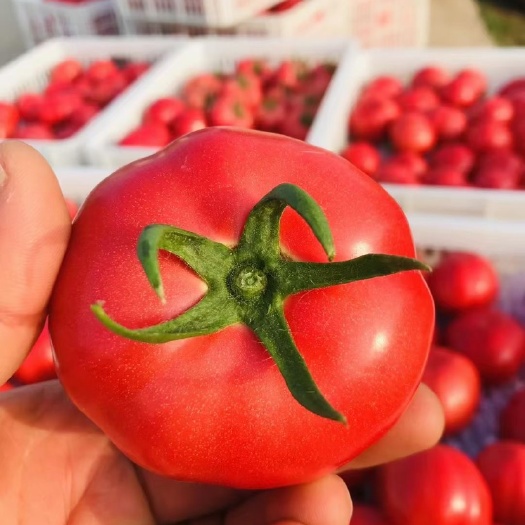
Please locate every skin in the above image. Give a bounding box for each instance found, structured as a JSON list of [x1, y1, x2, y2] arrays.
[[0, 140, 444, 524]]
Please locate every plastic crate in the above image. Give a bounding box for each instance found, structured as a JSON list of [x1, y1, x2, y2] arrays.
[[113, 0, 281, 28], [0, 36, 187, 167], [12, 0, 119, 48], [84, 36, 355, 169], [234, 0, 350, 37], [347, 0, 430, 47], [308, 47, 525, 222]]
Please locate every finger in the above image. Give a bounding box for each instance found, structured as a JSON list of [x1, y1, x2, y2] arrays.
[[137, 470, 248, 523], [342, 383, 444, 470], [225, 474, 352, 525], [0, 141, 70, 383]]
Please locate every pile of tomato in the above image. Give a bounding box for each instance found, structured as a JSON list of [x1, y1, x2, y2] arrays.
[[345, 250, 525, 524], [0, 57, 149, 141], [119, 58, 335, 146], [342, 66, 525, 190]]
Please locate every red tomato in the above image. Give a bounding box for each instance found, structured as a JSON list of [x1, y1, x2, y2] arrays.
[[50, 58, 83, 84], [422, 166, 468, 187], [122, 61, 150, 83], [469, 97, 514, 123], [143, 97, 185, 126], [170, 108, 207, 139], [255, 94, 287, 132], [477, 442, 525, 525], [389, 113, 436, 153], [499, 388, 525, 442], [446, 308, 525, 385], [13, 122, 54, 140], [396, 86, 440, 113], [85, 59, 119, 82], [278, 103, 315, 140], [270, 60, 307, 90], [427, 252, 499, 312], [86, 72, 127, 106], [411, 66, 450, 90], [235, 58, 272, 80], [221, 72, 263, 111], [375, 161, 420, 185], [429, 143, 475, 174], [387, 152, 427, 179], [182, 73, 223, 110], [428, 105, 467, 142], [40, 91, 83, 124], [351, 505, 390, 524], [16, 93, 44, 121], [378, 445, 492, 525], [119, 123, 171, 147], [361, 76, 403, 101], [341, 142, 381, 177], [14, 322, 56, 384], [441, 69, 486, 108], [422, 346, 481, 435], [473, 166, 521, 190], [49, 128, 434, 489], [349, 98, 400, 142], [208, 95, 254, 129], [0, 102, 19, 138], [466, 121, 513, 153]]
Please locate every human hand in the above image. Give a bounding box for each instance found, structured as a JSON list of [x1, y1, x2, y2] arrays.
[[0, 141, 444, 524]]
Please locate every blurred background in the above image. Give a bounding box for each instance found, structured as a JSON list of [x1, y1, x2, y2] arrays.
[[2, 0, 525, 66]]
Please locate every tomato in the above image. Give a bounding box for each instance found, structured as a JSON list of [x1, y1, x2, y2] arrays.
[[387, 152, 427, 179], [469, 97, 514, 123], [13, 122, 54, 140], [170, 108, 207, 139], [349, 98, 400, 142], [208, 95, 254, 129], [16, 93, 44, 121], [441, 69, 486, 108], [427, 252, 499, 312], [50, 58, 83, 85], [49, 128, 434, 489], [465, 121, 513, 153], [396, 86, 440, 113], [499, 387, 525, 442], [389, 112, 436, 153], [0, 102, 19, 138], [341, 142, 381, 177], [429, 143, 475, 174], [378, 445, 492, 525], [182, 73, 223, 110], [477, 442, 525, 525], [446, 308, 525, 385], [143, 97, 185, 127], [376, 161, 420, 185], [422, 166, 468, 186], [255, 93, 287, 132], [428, 105, 467, 142], [119, 123, 171, 147], [351, 505, 390, 524], [361, 76, 403, 101], [14, 322, 56, 384], [422, 346, 481, 435], [473, 166, 521, 190], [411, 66, 450, 90]]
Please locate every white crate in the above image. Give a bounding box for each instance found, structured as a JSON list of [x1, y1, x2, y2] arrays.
[[407, 212, 525, 275], [348, 0, 430, 47], [84, 36, 355, 169], [12, 0, 119, 48], [56, 166, 111, 202], [114, 0, 281, 28], [308, 47, 525, 222], [235, 0, 350, 37], [0, 36, 187, 167]]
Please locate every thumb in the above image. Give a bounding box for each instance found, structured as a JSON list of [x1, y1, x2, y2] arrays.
[[0, 141, 70, 384]]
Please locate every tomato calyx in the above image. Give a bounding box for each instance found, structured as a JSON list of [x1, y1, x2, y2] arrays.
[[92, 183, 429, 424]]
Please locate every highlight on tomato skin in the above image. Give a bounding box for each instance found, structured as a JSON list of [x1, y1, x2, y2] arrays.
[[49, 127, 434, 489]]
